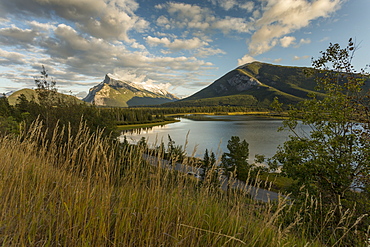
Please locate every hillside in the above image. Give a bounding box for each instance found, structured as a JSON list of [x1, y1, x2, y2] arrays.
[[166, 62, 329, 108], [7, 88, 85, 106], [83, 74, 179, 107]]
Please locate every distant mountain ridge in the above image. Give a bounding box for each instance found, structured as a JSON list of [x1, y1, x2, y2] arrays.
[[83, 74, 178, 107], [165, 61, 331, 108], [7, 88, 84, 106]]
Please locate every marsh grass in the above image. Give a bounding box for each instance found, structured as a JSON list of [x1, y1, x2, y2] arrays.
[[0, 121, 366, 246]]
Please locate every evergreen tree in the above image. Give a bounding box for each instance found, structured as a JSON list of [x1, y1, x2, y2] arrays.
[[221, 136, 251, 181]]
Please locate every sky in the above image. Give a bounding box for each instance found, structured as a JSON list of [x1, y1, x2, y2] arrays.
[[0, 0, 369, 98]]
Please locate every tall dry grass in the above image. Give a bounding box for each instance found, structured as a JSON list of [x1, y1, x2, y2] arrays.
[[0, 120, 365, 246]]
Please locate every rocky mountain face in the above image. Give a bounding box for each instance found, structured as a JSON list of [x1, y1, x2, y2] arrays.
[[166, 61, 325, 108], [83, 74, 178, 107]]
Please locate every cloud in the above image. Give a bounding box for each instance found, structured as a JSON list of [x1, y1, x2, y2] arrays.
[[168, 38, 207, 51], [280, 36, 296, 48], [145, 36, 208, 51], [320, 36, 330, 42], [209, 0, 237, 11], [0, 20, 214, 93], [213, 17, 252, 34], [195, 47, 226, 57], [145, 35, 225, 57], [293, 55, 310, 60], [298, 38, 311, 46], [131, 42, 146, 50], [27, 21, 57, 31], [0, 0, 149, 42], [239, 2, 255, 12], [156, 2, 252, 34], [145, 36, 171, 46], [113, 69, 172, 91], [0, 26, 39, 47], [208, 0, 255, 12], [0, 48, 26, 65], [248, 0, 342, 56], [237, 54, 255, 66]]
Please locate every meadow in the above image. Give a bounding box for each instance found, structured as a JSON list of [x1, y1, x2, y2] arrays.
[[0, 119, 367, 246]]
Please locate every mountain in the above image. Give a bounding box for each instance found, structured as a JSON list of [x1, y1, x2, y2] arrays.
[[165, 61, 329, 108], [7, 88, 84, 106], [83, 74, 178, 107]]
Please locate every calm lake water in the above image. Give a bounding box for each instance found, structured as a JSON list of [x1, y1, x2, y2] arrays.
[[120, 115, 310, 162]]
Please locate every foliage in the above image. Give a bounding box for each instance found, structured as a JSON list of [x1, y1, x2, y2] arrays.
[[273, 39, 370, 244], [200, 149, 219, 186], [167, 134, 185, 162], [0, 121, 323, 246], [221, 136, 252, 181], [34, 65, 57, 105], [0, 96, 19, 135]]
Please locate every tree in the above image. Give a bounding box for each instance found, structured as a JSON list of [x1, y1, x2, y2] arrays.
[[34, 65, 57, 105], [0, 95, 12, 117], [273, 39, 370, 243], [167, 135, 185, 162], [32, 65, 59, 130], [221, 136, 251, 181], [201, 149, 210, 177], [201, 149, 216, 177], [137, 137, 147, 149]]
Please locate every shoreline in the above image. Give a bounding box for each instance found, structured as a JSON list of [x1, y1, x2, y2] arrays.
[[117, 111, 288, 130], [116, 119, 180, 131]]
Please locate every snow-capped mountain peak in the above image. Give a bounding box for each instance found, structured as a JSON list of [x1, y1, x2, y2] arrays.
[[83, 74, 178, 107]]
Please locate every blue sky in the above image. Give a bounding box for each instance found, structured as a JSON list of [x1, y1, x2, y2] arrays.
[[0, 0, 369, 98]]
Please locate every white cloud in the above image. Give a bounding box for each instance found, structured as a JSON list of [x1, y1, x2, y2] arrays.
[[145, 36, 208, 51], [280, 36, 296, 48], [320, 37, 330, 42], [145, 36, 171, 46], [131, 42, 146, 50], [299, 38, 311, 45], [240, 2, 255, 12], [211, 0, 238, 11], [0, 26, 39, 46], [253, 9, 261, 19], [248, 0, 342, 56], [209, 0, 255, 12], [113, 69, 173, 91], [293, 55, 310, 60], [157, 2, 251, 34], [238, 54, 255, 66], [0, 48, 26, 65], [213, 17, 252, 34], [168, 37, 207, 51], [195, 47, 226, 57], [0, 0, 149, 42], [27, 21, 56, 31]]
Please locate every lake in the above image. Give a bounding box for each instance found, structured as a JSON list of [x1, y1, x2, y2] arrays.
[[120, 115, 310, 162]]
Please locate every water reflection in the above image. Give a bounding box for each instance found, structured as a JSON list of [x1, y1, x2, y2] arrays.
[[120, 115, 310, 161]]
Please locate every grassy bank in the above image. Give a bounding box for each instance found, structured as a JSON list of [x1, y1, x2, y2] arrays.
[[117, 111, 287, 130], [0, 121, 327, 246], [165, 111, 272, 117], [117, 119, 180, 131]]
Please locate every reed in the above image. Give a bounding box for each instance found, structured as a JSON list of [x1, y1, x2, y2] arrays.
[[0, 120, 365, 246]]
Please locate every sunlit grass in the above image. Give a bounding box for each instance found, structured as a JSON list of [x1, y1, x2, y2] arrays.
[[116, 119, 180, 131], [0, 121, 365, 246]]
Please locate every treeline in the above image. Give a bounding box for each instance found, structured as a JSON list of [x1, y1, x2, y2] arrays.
[[159, 95, 274, 110], [0, 96, 172, 137], [0, 91, 270, 139]]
